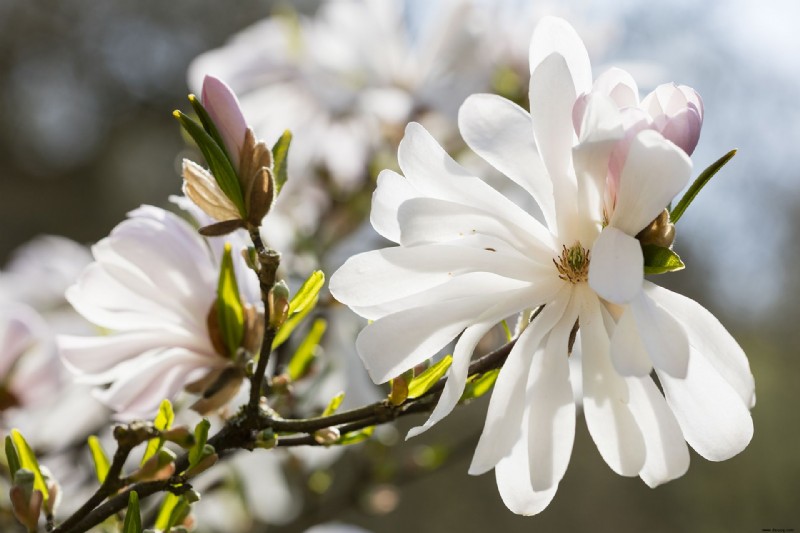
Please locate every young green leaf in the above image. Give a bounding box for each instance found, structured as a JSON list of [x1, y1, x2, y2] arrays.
[[287, 318, 327, 381], [174, 110, 246, 217], [273, 296, 316, 349], [10, 429, 49, 504], [189, 419, 211, 470], [272, 130, 292, 195], [337, 426, 374, 446], [87, 436, 111, 484], [321, 392, 345, 417], [5, 436, 21, 478], [461, 369, 501, 401], [642, 244, 685, 275], [188, 95, 233, 167], [670, 149, 736, 224], [154, 493, 181, 531], [141, 399, 175, 465], [289, 271, 325, 316], [217, 243, 245, 358], [122, 491, 142, 533], [408, 355, 453, 399]]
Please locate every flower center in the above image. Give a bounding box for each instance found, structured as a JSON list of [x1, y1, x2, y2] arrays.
[[554, 242, 590, 284]]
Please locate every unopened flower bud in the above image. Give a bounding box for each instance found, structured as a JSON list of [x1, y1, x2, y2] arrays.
[[40, 466, 61, 516], [268, 281, 290, 330], [270, 373, 291, 394], [313, 427, 341, 446], [636, 208, 675, 249], [10, 470, 42, 531], [185, 489, 202, 504], [388, 369, 413, 406], [185, 450, 218, 478], [162, 426, 195, 449], [133, 448, 177, 482]]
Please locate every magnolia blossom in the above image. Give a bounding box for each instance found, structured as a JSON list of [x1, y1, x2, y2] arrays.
[[58, 205, 261, 419], [331, 17, 754, 514]]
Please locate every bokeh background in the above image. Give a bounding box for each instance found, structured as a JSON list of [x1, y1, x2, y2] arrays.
[[1, 0, 798, 531]]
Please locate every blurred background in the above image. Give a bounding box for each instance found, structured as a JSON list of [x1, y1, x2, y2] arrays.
[[1, 0, 798, 531]]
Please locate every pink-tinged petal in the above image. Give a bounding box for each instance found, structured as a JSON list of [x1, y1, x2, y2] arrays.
[[0, 303, 45, 376], [588, 226, 643, 305], [529, 53, 580, 241], [529, 17, 592, 98], [527, 300, 578, 491], [201, 75, 248, 169], [580, 289, 646, 476], [330, 242, 544, 311], [609, 129, 692, 235], [406, 321, 497, 439], [469, 287, 571, 475], [593, 67, 640, 109], [628, 291, 690, 378], [397, 197, 552, 260], [58, 332, 209, 383], [627, 377, 690, 488], [397, 123, 552, 247], [96, 348, 218, 419], [370, 169, 419, 243], [645, 283, 755, 407], [609, 303, 652, 377], [494, 434, 558, 516], [657, 350, 753, 462], [458, 93, 556, 230]]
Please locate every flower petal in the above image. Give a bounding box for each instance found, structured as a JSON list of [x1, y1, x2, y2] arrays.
[[458, 93, 555, 230], [529, 16, 592, 98], [609, 129, 692, 235], [588, 226, 643, 305], [657, 350, 753, 462], [628, 290, 690, 378], [201, 75, 248, 169], [469, 287, 571, 475], [494, 431, 558, 516], [627, 377, 690, 488], [646, 283, 754, 407], [527, 301, 577, 491], [609, 302, 652, 377], [529, 53, 579, 241], [370, 169, 419, 243], [592, 67, 639, 108], [580, 288, 646, 476], [397, 122, 551, 246]]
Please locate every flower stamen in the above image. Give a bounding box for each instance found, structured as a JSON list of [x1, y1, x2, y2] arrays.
[[553, 242, 590, 284]]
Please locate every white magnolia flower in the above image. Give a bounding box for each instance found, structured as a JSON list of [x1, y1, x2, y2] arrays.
[[58, 205, 261, 419], [331, 17, 754, 514]]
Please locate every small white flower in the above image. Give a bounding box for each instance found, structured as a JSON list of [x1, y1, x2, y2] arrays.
[[58, 205, 261, 419], [331, 17, 754, 515]]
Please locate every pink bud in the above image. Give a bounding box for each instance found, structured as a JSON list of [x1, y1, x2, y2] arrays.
[[641, 83, 704, 155], [201, 75, 248, 170]]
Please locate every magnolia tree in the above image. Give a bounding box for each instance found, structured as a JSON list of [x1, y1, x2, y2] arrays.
[[0, 12, 754, 533]]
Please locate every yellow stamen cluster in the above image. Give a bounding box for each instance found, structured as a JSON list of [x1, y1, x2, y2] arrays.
[[554, 243, 590, 284]]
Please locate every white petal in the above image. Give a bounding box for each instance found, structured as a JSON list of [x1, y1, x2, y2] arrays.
[[458, 93, 555, 230], [529, 17, 592, 98], [628, 290, 690, 378], [609, 129, 692, 235], [609, 302, 652, 377], [469, 287, 571, 475], [658, 350, 753, 462], [529, 53, 579, 241], [580, 289, 646, 476], [406, 321, 495, 439], [495, 433, 558, 516], [592, 67, 640, 108], [397, 197, 551, 259], [397, 122, 552, 246], [330, 243, 543, 310], [526, 303, 577, 491], [370, 169, 419, 243], [645, 283, 754, 407], [588, 226, 643, 305], [627, 377, 690, 488]]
